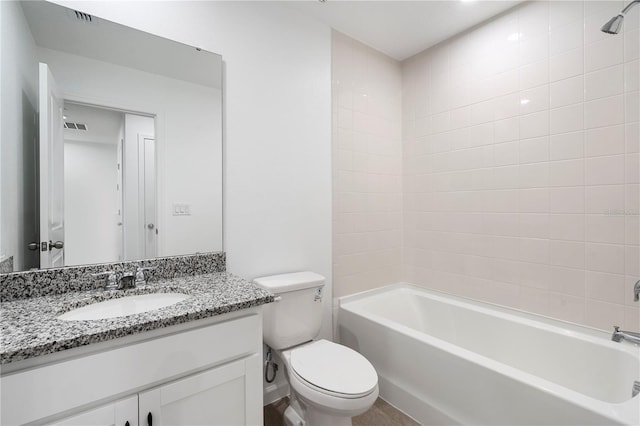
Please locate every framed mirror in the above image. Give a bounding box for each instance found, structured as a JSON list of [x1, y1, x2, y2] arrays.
[[1, 1, 223, 272]]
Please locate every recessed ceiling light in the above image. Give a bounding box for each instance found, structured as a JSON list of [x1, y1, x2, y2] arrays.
[[507, 32, 521, 42], [520, 99, 530, 105]]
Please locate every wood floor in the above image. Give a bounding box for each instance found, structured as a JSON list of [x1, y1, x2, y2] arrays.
[[264, 397, 419, 426]]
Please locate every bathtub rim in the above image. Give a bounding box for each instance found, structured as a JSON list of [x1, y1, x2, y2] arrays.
[[337, 283, 640, 425], [339, 282, 637, 350]]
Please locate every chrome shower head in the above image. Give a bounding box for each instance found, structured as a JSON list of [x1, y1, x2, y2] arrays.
[[601, 14, 624, 34], [601, 0, 640, 34]]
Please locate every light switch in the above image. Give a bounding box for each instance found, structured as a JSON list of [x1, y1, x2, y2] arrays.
[[172, 203, 192, 216]]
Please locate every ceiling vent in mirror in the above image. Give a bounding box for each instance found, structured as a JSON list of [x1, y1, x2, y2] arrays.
[[71, 10, 94, 23], [64, 122, 88, 131]]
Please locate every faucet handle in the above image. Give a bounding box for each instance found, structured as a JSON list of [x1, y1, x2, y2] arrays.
[[135, 266, 157, 286], [614, 325, 620, 333], [91, 271, 119, 290]]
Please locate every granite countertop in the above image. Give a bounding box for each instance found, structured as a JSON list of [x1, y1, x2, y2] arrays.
[[0, 272, 273, 365]]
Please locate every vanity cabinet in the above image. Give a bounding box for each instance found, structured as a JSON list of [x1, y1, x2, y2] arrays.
[[1, 310, 263, 426], [49, 396, 138, 426]]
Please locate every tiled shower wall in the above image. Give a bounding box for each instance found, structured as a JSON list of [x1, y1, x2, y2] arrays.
[[332, 31, 403, 298], [402, 1, 639, 330]]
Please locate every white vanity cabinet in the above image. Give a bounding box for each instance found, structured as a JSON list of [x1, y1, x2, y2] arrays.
[[1, 310, 263, 426], [49, 396, 138, 426]]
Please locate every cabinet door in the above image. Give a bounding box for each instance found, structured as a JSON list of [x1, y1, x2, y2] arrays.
[[139, 355, 261, 426], [49, 395, 138, 426]]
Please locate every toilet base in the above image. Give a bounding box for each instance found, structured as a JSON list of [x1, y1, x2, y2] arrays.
[[284, 395, 352, 426]]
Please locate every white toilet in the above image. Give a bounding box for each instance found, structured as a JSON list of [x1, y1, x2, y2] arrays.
[[254, 272, 379, 426]]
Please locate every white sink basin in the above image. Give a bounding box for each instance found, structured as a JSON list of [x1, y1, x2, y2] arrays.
[[59, 293, 190, 321]]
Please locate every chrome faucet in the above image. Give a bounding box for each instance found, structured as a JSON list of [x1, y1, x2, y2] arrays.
[[135, 266, 157, 286], [634, 279, 640, 302], [612, 326, 640, 345]]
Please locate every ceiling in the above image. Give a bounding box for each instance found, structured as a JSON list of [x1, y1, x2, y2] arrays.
[[21, 1, 222, 89], [288, 0, 524, 61], [63, 103, 124, 145]]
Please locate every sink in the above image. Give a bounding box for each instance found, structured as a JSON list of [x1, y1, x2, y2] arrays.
[[58, 293, 190, 321]]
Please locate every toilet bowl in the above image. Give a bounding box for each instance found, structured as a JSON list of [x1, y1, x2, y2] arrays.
[[253, 272, 378, 426], [280, 340, 379, 426]]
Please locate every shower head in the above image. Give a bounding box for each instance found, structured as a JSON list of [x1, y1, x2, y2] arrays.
[[601, 14, 624, 34], [601, 0, 639, 34]]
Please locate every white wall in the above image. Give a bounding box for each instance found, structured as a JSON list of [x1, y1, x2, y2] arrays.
[[403, 1, 639, 331], [52, 0, 332, 403], [0, 1, 39, 271], [54, 0, 333, 333], [37, 46, 223, 260], [64, 140, 119, 265]]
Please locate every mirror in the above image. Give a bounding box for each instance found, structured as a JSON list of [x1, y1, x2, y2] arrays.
[[0, 1, 223, 272]]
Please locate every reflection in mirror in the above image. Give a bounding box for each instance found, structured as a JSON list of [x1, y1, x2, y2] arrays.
[[1, 1, 223, 272], [63, 103, 156, 266]]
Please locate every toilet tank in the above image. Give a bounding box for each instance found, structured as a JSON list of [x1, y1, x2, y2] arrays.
[[254, 272, 325, 350]]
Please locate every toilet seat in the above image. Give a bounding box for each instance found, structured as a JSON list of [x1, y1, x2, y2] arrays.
[[289, 340, 378, 399]]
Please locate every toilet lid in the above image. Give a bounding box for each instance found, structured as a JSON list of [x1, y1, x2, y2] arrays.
[[290, 340, 378, 396]]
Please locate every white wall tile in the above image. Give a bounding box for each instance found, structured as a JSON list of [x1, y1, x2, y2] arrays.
[[550, 159, 584, 187], [519, 188, 549, 213], [586, 243, 625, 274], [584, 95, 625, 129], [550, 1, 584, 31], [584, 125, 625, 157], [587, 213, 625, 246], [550, 21, 584, 57], [520, 86, 550, 115], [519, 136, 549, 164], [585, 36, 624, 72], [495, 117, 520, 143], [585, 65, 624, 101], [520, 111, 550, 139], [550, 104, 584, 135], [626, 91, 639, 123], [585, 185, 625, 214], [520, 213, 550, 239], [399, 1, 638, 331], [550, 75, 584, 108], [550, 131, 584, 160], [551, 240, 585, 269], [520, 59, 549, 90], [585, 271, 626, 304], [549, 265, 585, 297], [625, 60, 639, 92], [550, 48, 584, 82], [550, 187, 584, 213], [549, 214, 584, 241], [585, 155, 625, 185], [520, 34, 550, 66], [625, 29, 640, 62]]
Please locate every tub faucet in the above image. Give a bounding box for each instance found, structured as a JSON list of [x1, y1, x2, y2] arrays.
[[612, 326, 640, 345]]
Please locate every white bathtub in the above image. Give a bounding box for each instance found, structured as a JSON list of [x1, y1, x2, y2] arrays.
[[338, 284, 640, 425]]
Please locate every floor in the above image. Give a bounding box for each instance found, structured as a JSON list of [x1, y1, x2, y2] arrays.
[[264, 396, 419, 426]]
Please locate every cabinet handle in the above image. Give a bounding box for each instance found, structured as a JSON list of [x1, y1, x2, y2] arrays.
[[147, 412, 152, 426]]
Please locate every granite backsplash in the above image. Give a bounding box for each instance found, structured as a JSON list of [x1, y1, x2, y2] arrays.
[[0, 252, 225, 302]]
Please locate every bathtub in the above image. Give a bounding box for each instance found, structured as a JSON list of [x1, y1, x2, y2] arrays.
[[338, 284, 640, 426]]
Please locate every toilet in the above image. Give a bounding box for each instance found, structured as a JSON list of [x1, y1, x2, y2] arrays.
[[254, 272, 379, 426]]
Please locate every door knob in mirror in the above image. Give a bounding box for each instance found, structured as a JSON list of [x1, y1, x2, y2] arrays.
[[48, 240, 64, 250]]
